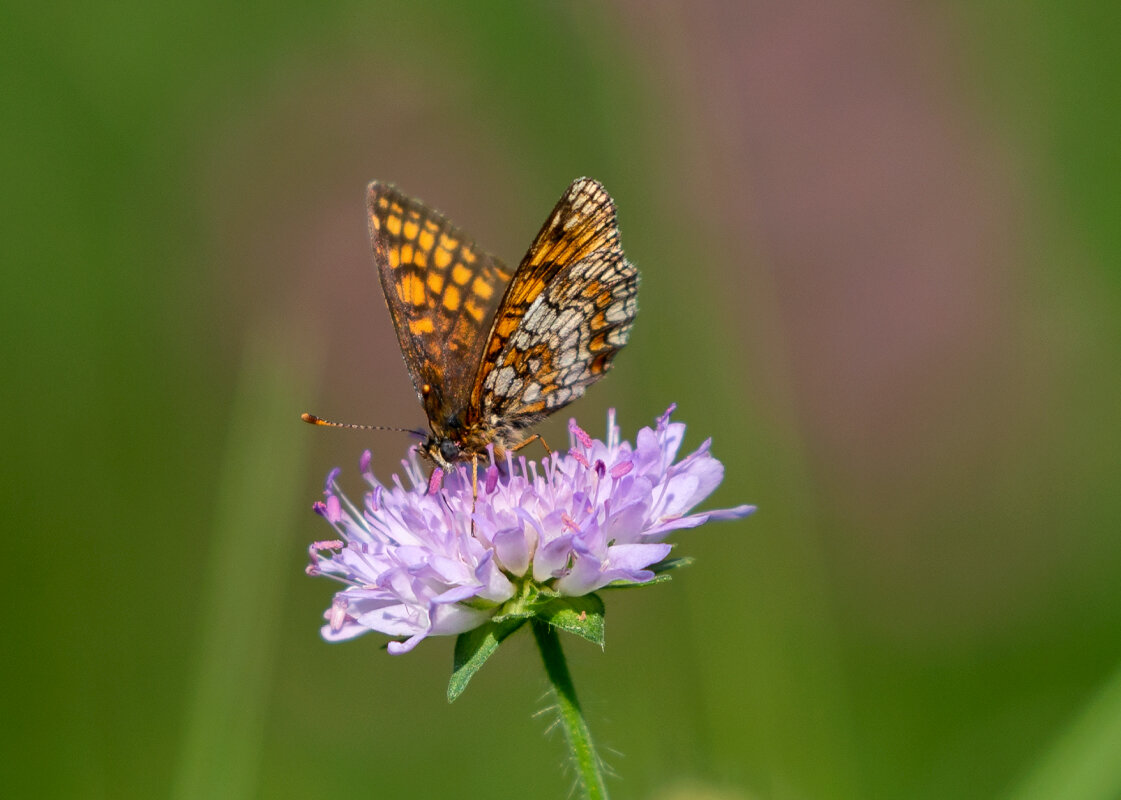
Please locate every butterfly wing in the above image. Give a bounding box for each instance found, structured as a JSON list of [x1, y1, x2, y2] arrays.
[[368, 182, 513, 425], [473, 178, 638, 427]]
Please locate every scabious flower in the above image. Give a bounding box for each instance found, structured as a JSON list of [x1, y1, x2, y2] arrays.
[[308, 406, 754, 654]]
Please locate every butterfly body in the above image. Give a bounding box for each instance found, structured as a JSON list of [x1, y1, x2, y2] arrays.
[[368, 178, 638, 470]]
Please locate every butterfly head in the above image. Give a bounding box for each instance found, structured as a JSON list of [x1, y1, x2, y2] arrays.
[[420, 434, 464, 471], [416, 382, 470, 469]]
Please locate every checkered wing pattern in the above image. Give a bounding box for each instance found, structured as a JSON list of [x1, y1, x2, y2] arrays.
[[368, 182, 513, 423], [474, 178, 639, 427]]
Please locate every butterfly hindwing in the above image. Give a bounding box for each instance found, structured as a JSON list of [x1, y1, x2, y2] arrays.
[[480, 247, 638, 426], [471, 178, 623, 411]]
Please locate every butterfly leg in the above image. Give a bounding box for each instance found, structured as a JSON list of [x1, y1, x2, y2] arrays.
[[510, 433, 552, 458]]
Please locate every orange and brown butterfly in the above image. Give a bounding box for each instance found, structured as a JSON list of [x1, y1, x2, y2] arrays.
[[319, 178, 639, 475]]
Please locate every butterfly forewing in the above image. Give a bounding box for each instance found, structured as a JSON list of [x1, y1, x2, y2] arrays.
[[368, 182, 513, 421]]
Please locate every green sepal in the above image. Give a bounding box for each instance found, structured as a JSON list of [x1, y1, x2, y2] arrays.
[[650, 556, 694, 574], [535, 593, 605, 648], [447, 617, 526, 703], [604, 573, 673, 589]]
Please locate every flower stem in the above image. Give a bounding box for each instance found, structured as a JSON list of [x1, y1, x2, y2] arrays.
[[531, 619, 608, 800]]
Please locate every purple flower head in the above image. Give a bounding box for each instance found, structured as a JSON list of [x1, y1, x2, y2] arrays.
[[308, 408, 754, 654]]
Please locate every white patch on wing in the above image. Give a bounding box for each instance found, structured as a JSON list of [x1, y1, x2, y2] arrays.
[[555, 309, 581, 337], [491, 366, 515, 396], [607, 327, 630, 346]]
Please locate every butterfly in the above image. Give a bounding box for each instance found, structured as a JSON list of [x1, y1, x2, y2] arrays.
[[363, 177, 639, 474]]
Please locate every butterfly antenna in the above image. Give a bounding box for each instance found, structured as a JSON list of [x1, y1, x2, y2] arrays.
[[301, 413, 426, 439]]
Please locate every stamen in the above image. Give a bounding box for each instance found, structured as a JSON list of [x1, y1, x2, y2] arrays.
[[306, 546, 323, 575], [568, 418, 593, 449], [610, 460, 633, 479], [334, 488, 366, 529], [403, 455, 425, 490], [328, 595, 350, 632], [306, 540, 345, 576]]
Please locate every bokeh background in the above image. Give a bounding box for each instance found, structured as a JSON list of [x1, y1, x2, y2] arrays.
[[4, 2, 1121, 798]]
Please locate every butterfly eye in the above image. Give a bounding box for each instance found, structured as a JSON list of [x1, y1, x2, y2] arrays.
[[439, 440, 461, 463]]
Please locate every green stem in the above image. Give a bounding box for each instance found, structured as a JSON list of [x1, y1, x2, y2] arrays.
[[531, 619, 608, 800]]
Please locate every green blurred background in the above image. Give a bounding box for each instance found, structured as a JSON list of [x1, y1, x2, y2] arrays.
[[4, 2, 1121, 798]]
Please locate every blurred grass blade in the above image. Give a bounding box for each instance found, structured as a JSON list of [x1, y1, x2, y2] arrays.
[[171, 322, 314, 800], [1006, 659, 1121, 800]]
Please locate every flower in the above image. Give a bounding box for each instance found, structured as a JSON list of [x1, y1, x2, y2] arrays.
[[307, 406, 754, 654]]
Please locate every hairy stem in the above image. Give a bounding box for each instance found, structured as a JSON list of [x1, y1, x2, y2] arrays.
[[532, 619, 608, 800]]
